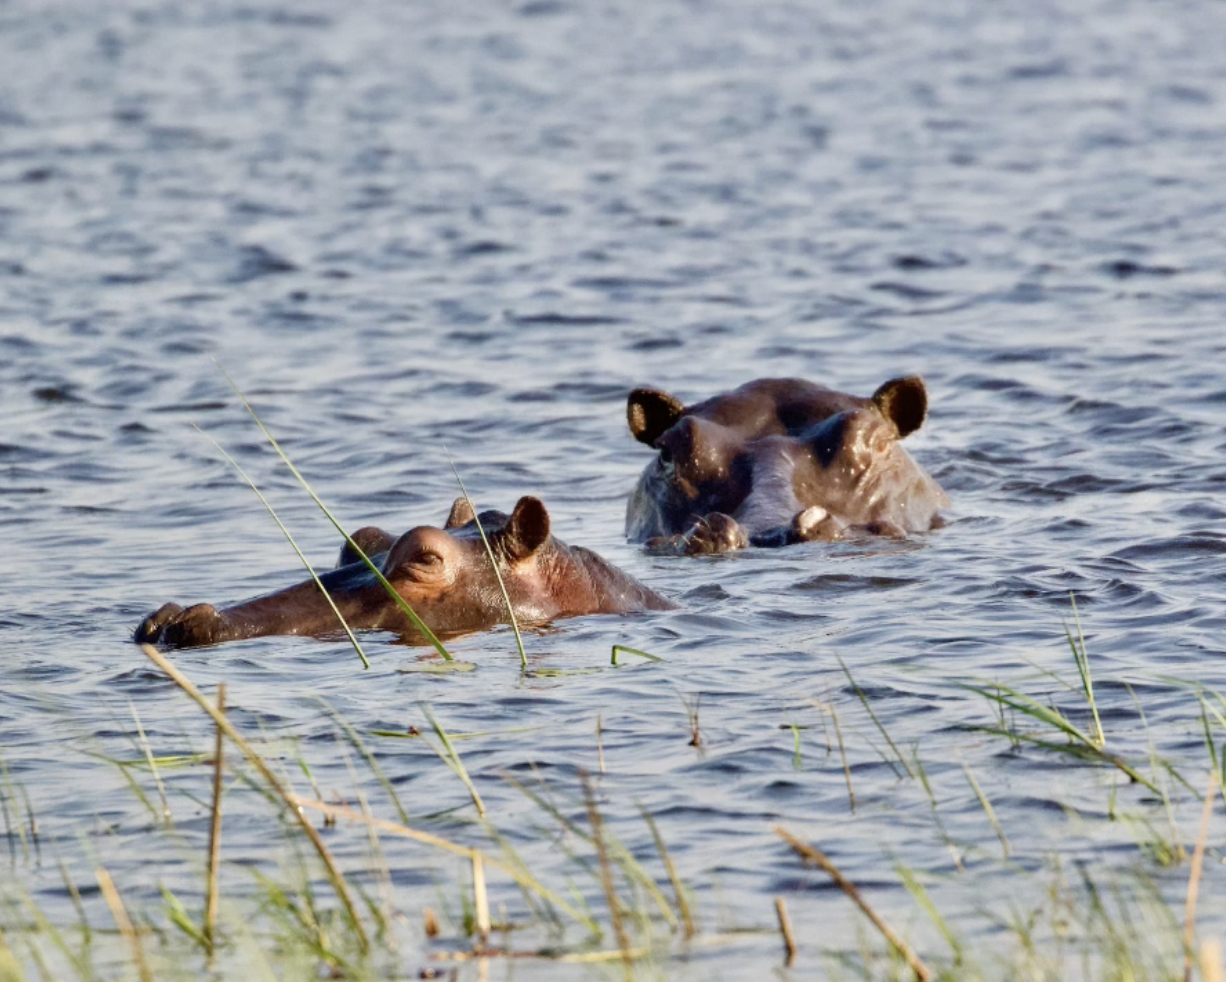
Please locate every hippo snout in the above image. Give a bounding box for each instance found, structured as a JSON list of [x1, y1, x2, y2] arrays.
[[135, 602, 225, 648]]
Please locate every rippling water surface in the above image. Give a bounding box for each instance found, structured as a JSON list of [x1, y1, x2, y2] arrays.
[[4, 0, 1226, 977]]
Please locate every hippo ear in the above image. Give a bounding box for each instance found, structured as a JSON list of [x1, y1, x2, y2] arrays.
[[500, 496, 551, 561], [628, 388, 686, 446], [444, 497, 476, 529], [871, 376, 928, 439]]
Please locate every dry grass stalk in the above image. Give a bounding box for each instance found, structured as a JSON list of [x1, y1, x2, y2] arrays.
[[204, 683, 225, 952], [775, 826, 931, 982], [1201, 940, 1226, 982], [1184, 769, 1220, 982], [683, 694, 702, 748], [641, 807, 694, 939], [827, 703, 855, 812], [423, 907, 440, 938], [95, 866, 153, 982], [582, 771, 633, 976], [138, 643, 369, 952], [472, 851, 491, 944], [774, 896, 797, 965], [597, 714, 606, 775]]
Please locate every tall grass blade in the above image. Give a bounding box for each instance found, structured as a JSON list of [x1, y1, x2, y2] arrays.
[[774, 896, 797, 965], [422, 705, 485, 817], [204, 684, 226, 952], [161, 885, 208, 947], [444, 453, 526, 669], [1065, 593, 1104, 747], [1184, 770, 1219, 982], [214, 363, 452, 661], [472, 851, 491, 943], [1203, 940, 1226, 982], [838, 657, 913, 779], [95, 867, 153, 982], [597, 714, 606, 775], [195, 427, 370, 669], [0, 756, 28, 863], [582, 772, 633, 977], [127, 700, 170, 825], [0, 928, 26, 982], [639, 806, 692, 938], [961, 759, 1009, 858], [897, 864, 961, 962]]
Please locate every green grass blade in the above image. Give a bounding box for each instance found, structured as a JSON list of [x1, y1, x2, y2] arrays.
[[214, 362, 451, 661], [838, 657, 913, 780], [195, 427, 369, 669], [611, 645, 665, 666], [421, 705, 485, 817], [1066, 593, 1104, 746], [961, 758, 1009, 857], [444, 454, 526, 669], [896, 864, 961, 961]]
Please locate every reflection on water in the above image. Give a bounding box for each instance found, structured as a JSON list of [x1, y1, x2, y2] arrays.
[[3, 0, 1226, 975]]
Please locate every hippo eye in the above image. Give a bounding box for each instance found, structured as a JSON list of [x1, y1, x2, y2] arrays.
[[414, 550, 444, 567]]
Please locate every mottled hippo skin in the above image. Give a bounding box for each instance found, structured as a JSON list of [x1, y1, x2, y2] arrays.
[[136, 496, 673, 648], [625, 377, 948, 554]]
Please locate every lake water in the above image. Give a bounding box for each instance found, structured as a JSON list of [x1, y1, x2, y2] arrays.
[[3, 0, 1226, 977]]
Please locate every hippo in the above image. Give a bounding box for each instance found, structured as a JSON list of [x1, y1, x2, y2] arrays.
[[625, 376, 948, 554], [136, 496, 673, 648]]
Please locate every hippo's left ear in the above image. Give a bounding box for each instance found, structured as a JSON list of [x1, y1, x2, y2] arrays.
[[444, 497, 476, 529], [628, 388, 686, 446], [871, 376, 928, 439], [500, 496, 551, 561]]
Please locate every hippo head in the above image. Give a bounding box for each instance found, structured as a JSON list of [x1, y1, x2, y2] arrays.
[[625, 388, 754, 541], [625, 376, 943, 545], [137, 496, 584, 648], [380, 495, 558, 632]]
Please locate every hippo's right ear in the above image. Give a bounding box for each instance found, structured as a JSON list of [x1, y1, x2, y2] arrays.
[[445, 497, 476, 529], [628, 388, 686, 446], [500, 496, 551, 561], [871, 376, 928, 439]]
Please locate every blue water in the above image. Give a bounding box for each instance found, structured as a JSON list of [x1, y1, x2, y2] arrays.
[[3, 0, 1226, 977]]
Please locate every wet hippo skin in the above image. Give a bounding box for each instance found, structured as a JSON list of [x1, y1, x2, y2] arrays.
[[625, 377, 948, 555], [136, 496, 674, 648]]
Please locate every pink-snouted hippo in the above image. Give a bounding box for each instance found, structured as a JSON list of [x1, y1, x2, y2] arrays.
[[135, 496, 673, 649], [625, 377, 948, 555]]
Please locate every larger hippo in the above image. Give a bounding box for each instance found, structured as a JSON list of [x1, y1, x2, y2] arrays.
[[136, 496, 673, 648], [625, 376, 948, 554]]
